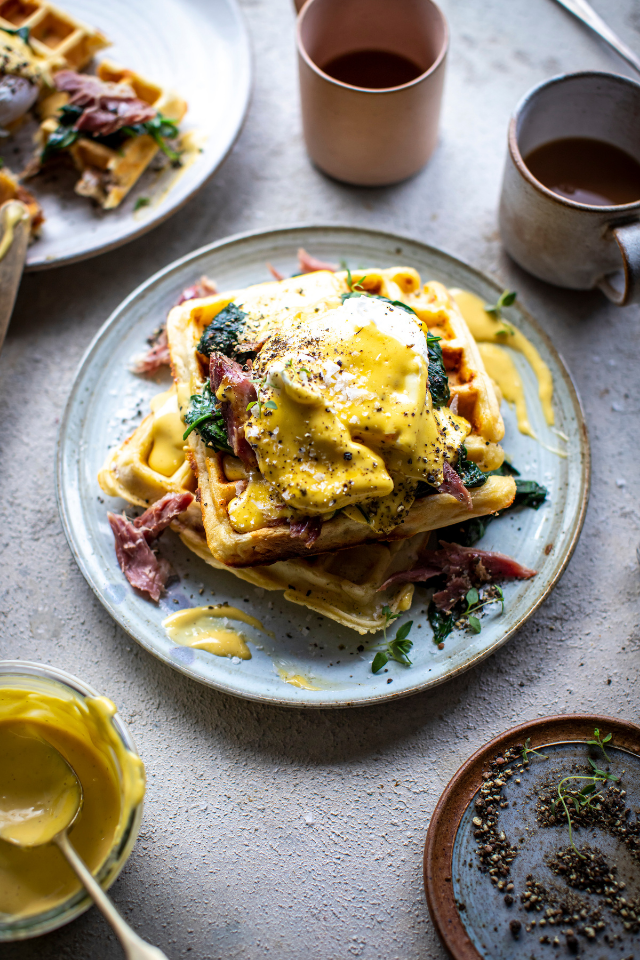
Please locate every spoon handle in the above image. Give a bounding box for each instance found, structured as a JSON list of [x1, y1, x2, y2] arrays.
[[56, 832, 169, 960], [552, 0, 640, 75]]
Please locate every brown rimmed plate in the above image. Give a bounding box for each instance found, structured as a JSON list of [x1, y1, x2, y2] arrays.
[[424, 714, 640, 959]]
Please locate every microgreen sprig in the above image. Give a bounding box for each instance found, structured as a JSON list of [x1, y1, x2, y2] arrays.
[[522, 737, 548, 762], [551, 758, 620, 856], [587, 728, 613, 762]]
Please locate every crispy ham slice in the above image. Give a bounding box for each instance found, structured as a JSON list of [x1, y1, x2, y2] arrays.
[[297, 248, 338, 273], [108, 492, 194, 601], [132, 276, 218, 374], [178, 275, 218, 304], [379, 541, 536, 610], [210, 353, 258, 469], [290, 516, 323, 547], [54, 70, 157, 136], [439, 461, 473, 510]]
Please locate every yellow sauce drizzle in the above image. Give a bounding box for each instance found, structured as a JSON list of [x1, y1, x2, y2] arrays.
[[0, 683, 144, 920], [147, 387, 185, 476], [163, 605, 274, 660], [451, 289, 555, 426], [276, 670, 321, 691], [0, 201, 28, 263], [478, 343, 535, 439]]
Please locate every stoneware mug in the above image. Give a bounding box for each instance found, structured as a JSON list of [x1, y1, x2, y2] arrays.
[[499, 72, 640, 306], [296, 0, 448, 186]]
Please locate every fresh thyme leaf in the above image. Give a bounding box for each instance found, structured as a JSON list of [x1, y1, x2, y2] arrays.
[[183, 382, 232, 452], [264, 400, 278, 410], [372, 620, 413, 671], [485, 289, 517, 319], [134, 196, 150, 211], [197, 302, 248, 358], [467, 615, 481, 634], [372, 651, 388, 674], [465, 588, 479, 608]]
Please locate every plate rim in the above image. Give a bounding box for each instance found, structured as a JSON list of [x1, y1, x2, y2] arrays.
[[23, 0, 253, 272], [422, 713, 640, 959], [55, 222, 591, 708]]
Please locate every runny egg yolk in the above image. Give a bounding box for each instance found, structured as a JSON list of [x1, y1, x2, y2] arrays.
[[245, 297, 468, 515]]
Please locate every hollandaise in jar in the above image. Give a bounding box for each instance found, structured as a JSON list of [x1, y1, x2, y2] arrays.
[[0, 662, 145, 940]]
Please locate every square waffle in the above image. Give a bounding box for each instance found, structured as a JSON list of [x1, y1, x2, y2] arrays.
[[37, 59, 187, 208], [0, 0, 108, 72], [166, 268, 516, 569], [99, 388, 420, 634]]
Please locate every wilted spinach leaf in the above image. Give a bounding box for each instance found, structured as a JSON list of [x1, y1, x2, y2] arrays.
[[197, 303, 248, 359], [427, 333, 450, 408], [429, 603, 455, 644], [455, 446, 487, 488], [183, 383, 232, 453]]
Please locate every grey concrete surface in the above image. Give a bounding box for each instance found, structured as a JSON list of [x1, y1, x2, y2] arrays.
[[1, 0, 640, 957]]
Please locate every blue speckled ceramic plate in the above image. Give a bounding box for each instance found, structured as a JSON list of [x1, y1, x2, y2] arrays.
[[56, 225, 589, 707], [424, 714, 640, 960]]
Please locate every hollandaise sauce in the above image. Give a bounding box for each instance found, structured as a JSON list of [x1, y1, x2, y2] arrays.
[[478, 343, 535, 439], [451, 289, 554, 428], [0, 678, 145, 923], [240, 296, 468, 523], [276, 670, 321, 691], [147, 387, 185, 477], [163, 605, 274, 660]]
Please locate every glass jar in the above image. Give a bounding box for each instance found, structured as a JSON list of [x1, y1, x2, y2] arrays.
[[0, 660, 145, 941]]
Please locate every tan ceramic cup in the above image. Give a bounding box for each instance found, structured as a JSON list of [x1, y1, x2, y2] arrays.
[[499, 72, 640, 306], [296, 0, 448, 186]]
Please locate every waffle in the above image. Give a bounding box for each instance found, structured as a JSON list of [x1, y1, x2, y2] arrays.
[[98, 388, 425, 634], [167, 268, 515, 568], [0, 0, 108, 72], [37, 59, 187, 209]]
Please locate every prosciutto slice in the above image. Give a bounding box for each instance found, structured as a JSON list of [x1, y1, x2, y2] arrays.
[[438, 461, 473, 510], [297, 249, 338, 273], [130, 328, 170, 375], [108, 492, 194, 601], [54, 71, 157, 136], [379, 541, 535, 610], [178, 275, 218, 304], [290, 516, 322, 547], [131, 276, 218, 374], [210, 353, 258, 469], [133, 491, 194, 540]]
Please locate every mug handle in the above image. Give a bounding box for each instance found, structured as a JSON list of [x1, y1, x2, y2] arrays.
[[598, 221, 640, 306]]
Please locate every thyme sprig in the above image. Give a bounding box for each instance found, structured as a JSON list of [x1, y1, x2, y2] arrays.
[[522, 737, 548, 762], [462, 586, 504, 634], [372, 619, 413, 674]]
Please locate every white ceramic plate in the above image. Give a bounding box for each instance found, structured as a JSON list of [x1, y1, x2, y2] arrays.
[[6, 0, 251, 269], [56, 225, 590, 707]]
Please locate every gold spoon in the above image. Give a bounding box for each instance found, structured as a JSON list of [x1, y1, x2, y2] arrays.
[[0, 731, 168, 960]]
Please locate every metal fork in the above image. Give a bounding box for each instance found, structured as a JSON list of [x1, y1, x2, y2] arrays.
[[551, 0, 640, 76]]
